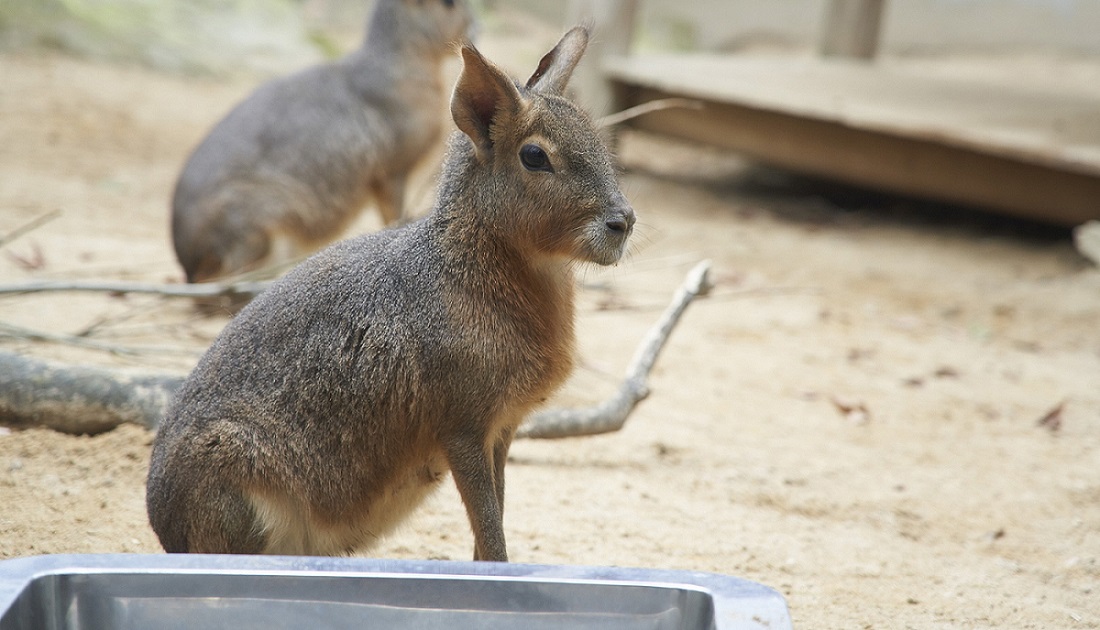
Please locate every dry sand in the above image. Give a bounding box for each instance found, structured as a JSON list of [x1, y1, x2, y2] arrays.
[[1, 28, 1098, 629]]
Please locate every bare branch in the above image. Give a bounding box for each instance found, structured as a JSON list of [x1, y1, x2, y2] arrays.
[[0, 279, 270, 298], [599, 98, 704, 128], [0, 261, 713, 438], [0, 351, 183, 434], [517, 259, 712, 439], [0, 322, 200, 357], [0, 209, 61, 248]]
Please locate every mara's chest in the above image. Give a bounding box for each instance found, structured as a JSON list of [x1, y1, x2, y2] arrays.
[[442, 275, 576, 399]]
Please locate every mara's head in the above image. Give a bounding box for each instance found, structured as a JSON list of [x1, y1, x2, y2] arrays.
[[373, 0, 478, 53], [448, 26, 635, 267]]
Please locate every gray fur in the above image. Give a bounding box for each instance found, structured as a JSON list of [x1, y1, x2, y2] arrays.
[[147, 26, 635, 561], [171, 0, 476, 282]]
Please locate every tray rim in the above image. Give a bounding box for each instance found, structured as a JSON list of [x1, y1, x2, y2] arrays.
[[0, 553, 792, 630]]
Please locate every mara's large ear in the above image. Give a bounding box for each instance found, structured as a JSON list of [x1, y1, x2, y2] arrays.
[[451, 44, 522, 160], [525, 26, 589, 95]]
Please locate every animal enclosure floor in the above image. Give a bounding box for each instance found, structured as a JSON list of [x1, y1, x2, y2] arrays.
[[1, 40, 1099, 630], [604, 53, 1100, 224]]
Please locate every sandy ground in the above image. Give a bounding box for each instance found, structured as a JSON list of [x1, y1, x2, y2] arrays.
[[1, 22, 1099, 630]]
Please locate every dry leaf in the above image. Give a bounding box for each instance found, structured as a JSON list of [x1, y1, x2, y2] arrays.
[[5, 243, 46, 270], [1036, 401, 1065, 433], [831, 396, 871, 424], [933, 366, 959, 379]]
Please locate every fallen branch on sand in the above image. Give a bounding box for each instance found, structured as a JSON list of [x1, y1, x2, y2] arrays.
[[0, 279, 270, 299], [0, 322, 199, 357], [598, 98, 704, 128], [0, 351, 183, 434], [518, 259, 712, 439], [0, 261, 712, 437], [0, 209, 62, 248]]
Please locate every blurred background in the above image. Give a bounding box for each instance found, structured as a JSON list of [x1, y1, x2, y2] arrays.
[[3, 0, 1098, 229], [4, 0, 1100, 71]]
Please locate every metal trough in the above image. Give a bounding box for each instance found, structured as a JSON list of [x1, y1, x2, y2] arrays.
[[0, 554, 792, 630]]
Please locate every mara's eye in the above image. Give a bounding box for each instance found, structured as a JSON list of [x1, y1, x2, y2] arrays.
[[519, 144, 553, 172], [442, 0, 455, 7]]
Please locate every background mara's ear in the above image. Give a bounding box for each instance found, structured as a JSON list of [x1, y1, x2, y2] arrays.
[[525, 26, 589, 95], [451, 45, 522, 160]]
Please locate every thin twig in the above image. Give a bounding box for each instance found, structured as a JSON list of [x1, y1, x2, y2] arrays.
[[0, 209, 62, 248], [0, 322, 199, 357], [73, 298, 159, 338], [599, 98, 704, 128], [0, 279, 270, 298], [518, 259, 712, 439]]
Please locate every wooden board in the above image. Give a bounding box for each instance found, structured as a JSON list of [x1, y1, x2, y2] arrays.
[[603, 54, 1100, 225]]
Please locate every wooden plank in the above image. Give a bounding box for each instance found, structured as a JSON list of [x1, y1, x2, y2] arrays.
[[618, 85, 1100, 224], [604, 55, 1100, 176], [601, 54, 1100, 224], [819, 0, 886, 60]]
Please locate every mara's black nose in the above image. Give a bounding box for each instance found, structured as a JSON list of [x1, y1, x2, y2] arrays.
[[606, 202, 636, 234]]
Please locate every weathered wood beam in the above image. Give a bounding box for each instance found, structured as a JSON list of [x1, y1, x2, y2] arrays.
[[616, 84, 1100, 226], [819, 0, 887, 60]]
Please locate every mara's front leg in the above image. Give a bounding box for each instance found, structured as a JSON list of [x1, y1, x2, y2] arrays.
[[443, 430, 508, 562], [492, 426, 516, 520]]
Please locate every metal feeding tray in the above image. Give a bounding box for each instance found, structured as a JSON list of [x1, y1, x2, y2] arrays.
[[0, 554, 792, 629]]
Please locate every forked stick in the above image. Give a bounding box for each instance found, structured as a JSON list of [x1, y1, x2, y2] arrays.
[[518, 259, 712, 439], [0, 261, 712, 438], [0, 279, 269, 299]]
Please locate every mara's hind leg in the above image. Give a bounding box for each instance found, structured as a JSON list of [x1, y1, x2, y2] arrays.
[[177, 184, 306, 283], [171, 485, 268, 554]]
